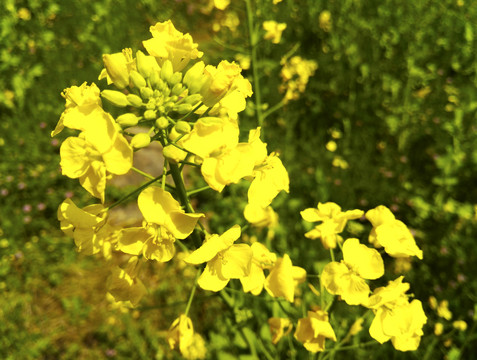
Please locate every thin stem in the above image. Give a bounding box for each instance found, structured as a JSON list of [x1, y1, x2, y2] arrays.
[[184, 268, 201, 317], [329, 248, 335, 262], [187, 185, 211, 196], [262, 100, 286, 121], [245, 0, 264, 130], [178, 102, 204, 121], [131, 166, 155, 180]]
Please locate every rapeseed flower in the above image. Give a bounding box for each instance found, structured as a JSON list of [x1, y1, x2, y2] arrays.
[[185, 225, 252, 291], [366, 205, 423, 259], [268, 317, 292, 344], [99, 48, 135, 89], [321, 238, 384, 305], [264, 254, 306, 302], [263, 21, 287, 44], [107, 257, 147, 306], [294, 306, 336, 353], [240, 242, 276, 295]]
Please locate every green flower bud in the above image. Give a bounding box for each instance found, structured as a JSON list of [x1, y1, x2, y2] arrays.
[[131, 133, 151, 149], [171, 83, 184, 96], [149, 70, 160, 89], [136, 50, 157, 78], [129, 70, 147, 89], [127, 94, 143, 107], [174, 120, 191, 134], [140, 87, 154, 100], [157, 105, 165, 114], [144, 109, 157, 120], [160, 60, 173, 83], [169, 72, 183, 87], [183, 61, 205, 94], [183, 93, 202, 105], [116, 113, 140, 127], [102, 90, 129, 107], [155, 116, 169, 129], [174, 103, 193, 114]]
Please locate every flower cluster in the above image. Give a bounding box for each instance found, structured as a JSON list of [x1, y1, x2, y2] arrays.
[[54, 19, 426, 357]]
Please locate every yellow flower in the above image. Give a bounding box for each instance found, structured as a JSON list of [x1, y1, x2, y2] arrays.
[[264, 254, 306, 302], [452, 320, 467, 331], [143, 20, 203, 72], [52, 82, 102, 136], [214, 0, 230, 10], [268, 317, 292, 344], [436, 300, 452, 320], [321, 238, 384, 305], [244, 203, 278, 228], [279, 56, 318, 103], [366, 205, 423, 259], [57, 198, 116, 257], [294, 306, 337, 353], [98, 48, 135, 89], [185, 225, 252, 292], [301, 202, 363, 249], [207, 76, 253, 120], [167, 314, 194, 355], [364, 276, 410, 310], [200, 61, 245, 107], [248, 153, 289, 208], [59, 110, 133, 202], [369, 299, 427, 351], [240, 242, 276, 295], [263, 21, 287, 44], [319, 11, 332, 32], [117, 187, 204, 261], [434, 322, 444, 336], [107, 257, 147, 307]]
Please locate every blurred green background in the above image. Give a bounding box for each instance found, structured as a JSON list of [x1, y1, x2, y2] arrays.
[[1, 0, 476, 358]]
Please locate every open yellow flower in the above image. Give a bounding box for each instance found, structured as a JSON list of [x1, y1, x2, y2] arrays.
[[143, 20, 203, 72], [60, 110, 133, 202], [264, 254, 306, 302], [117, 187, 204, 262], [366, 205, 423, 259], [321, 238, 384, 305], [167, 314, 194, 355], [301, 202, 363, 249], [107, 257, 147, 307], [240, 242, 276, 295], [57, 198, 117, 257], [294, 306, 336, 353], [52, 82, 102, 136], [200, 60, 244, 107], [268, 317, 292, 344], [184, 225, 252, 292]]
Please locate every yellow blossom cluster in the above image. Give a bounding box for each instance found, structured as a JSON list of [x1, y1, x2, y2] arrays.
[[279, 56, 318, 103]]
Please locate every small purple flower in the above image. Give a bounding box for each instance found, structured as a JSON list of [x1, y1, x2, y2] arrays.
[[64, 191, 74, 199], [457, 273, 466, 283], [440, 246, 449, 255], [39, 122, 47, 129], [37, 203, 46, 211], [0, 189, 8, 196], [105, 349, 117, 357], [23, 215, 32, 224], [6, 175, 13, 182], [51, 139, 59, 147], [18, 182, 26, 190], [22, 204, 32, 213]]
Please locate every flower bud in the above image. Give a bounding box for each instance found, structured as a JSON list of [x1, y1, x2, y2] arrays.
[[127, 94, 143, 107], [140, 87, 154, 100], [169, 127, 181, 141], [146, 98, 156, 110], [131, 133, 151, 149], [174, 120, 191, 134], [160, 60, 174, 83], [169, 72, 183, 87], [183, 94, 202, 105], [149, 70, 161, 89], [136, 50, 157, 78], [174, 103, 193, 114], [102, 53, 130, 89], [116, 113, 140, 127], [155, 116, 169, 129], [163, 144, 187, 163], [171, 83, 184, 96], [163, 101, 174, 112], [184, 61, 206, 94], [102, 90, 129, 107], [129, 70, 147, 89], [144, 109, 157, 120]]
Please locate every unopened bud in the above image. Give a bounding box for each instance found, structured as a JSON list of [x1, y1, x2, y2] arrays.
[[169, 72, 183, 87], [149, 71, 160, 89], [174, 103, 193, 114], [131, 133, 151, 149], [129, 70, 147, 89], [127, 94, 143, 107], [144, 109, 157, 120], [171, 83, 184, 96], [136, 50, 157, 78], [140, 87, 154, 100], [145, 98, 156, 110], [163, 144, 187, 163], [102, 53, 129, 89], [183, 61, 205, 94], [155, 116, 169, 129], [169, 127, 181, 141], [174, 120, 191, 134], [183, 94, 202, 105], [163, 101, 174, 112], [160, 60, 173, 83], [116, 113, 140, 127], [102, 90, 129, 107]]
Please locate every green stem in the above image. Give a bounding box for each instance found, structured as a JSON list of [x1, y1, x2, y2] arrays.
[[131, 166, 155, 180], [187, 185, 211, 196], [329, 248, 335, 262], [245, 0, 264, 130], [184, 268, 201, 317], [262, 100, 286, 121]]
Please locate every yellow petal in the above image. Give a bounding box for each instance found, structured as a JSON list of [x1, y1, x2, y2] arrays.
[[220, 243, 252, 279], [117, 227, 150, 255], [197, 262, 229, 292], [342, 238, 384, 280], [265, 254, 295, 302], [60, 137, 89, 178]]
